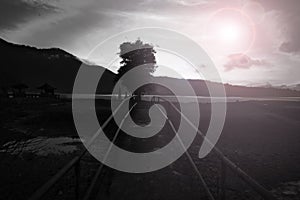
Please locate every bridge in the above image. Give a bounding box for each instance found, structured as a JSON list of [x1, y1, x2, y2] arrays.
[[28, 97, 278, 200]]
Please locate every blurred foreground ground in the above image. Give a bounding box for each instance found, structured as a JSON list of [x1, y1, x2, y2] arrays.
[[0, 98, 299, 199]]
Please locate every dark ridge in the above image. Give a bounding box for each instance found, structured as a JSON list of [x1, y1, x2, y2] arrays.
[[0, 38, 115, 94], [0, 37, 299, 97]]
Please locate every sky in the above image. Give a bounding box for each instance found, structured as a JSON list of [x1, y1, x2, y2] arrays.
[[0, 0, 300, 86]]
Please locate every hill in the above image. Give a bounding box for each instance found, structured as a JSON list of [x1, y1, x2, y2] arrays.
[[0, 38, 115, 94], [152, 77, 300, 97], [0, 38, 299, 97]]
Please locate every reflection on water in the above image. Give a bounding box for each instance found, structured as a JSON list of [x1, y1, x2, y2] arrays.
[[0, 137, 82, 156], [69, 94, 300, 103]]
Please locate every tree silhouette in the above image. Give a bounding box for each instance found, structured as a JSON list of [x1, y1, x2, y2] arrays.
[[116, 39, 157, 95]]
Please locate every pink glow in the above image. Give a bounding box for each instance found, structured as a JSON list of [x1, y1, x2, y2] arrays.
[[205, 7, 256, 54]]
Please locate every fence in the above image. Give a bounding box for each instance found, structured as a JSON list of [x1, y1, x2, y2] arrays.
[[29, 96, 278, 200]]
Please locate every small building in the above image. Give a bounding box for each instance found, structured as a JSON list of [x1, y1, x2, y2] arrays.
[[37, 83, 56, 97]]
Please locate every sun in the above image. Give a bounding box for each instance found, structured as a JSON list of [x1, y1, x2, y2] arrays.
[[218, 22, 240, 43], [204, 7, 256, 53], [207, 20, 243, 47]]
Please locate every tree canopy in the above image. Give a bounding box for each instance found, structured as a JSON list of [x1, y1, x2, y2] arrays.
[[116, 39, 157, 94]]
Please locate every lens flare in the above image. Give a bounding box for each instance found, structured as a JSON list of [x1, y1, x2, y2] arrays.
[[204, 7, 256, 54], [218, 22, 240, 43]]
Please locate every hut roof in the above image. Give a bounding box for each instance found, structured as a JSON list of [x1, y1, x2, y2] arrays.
[[37, 83, 56, 90]]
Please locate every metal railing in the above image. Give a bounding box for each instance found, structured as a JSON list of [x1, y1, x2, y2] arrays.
[[82, 103, 137, 200], [28, 97, 132, 200], [158, 97, 277, 200], [29, 96, 278, 200]]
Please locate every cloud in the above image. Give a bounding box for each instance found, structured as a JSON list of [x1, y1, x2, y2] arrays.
[[0, 0, 57, 31], [1, 0, 216, 55], [279, 41, 300, 53], [8, 0, 129, 55], [22, 8, 113, 46], [224, 53, 270, 71], [261, 0, 300, 53], [176, 0, 214, 7], [3, 0, 183, 55], [278, 14, 300, 53], [0, 0, 299, 86]]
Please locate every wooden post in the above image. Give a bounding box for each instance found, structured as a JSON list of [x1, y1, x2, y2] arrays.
[[75, 160, 81, 200], [219, 159, 226, 200]]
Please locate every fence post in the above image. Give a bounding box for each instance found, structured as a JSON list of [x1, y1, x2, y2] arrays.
[[219, 159, 226, 200], [75, 160, 81, 200]]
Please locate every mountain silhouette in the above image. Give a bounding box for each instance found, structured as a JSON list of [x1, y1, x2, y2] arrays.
[[0, 38, 115, 94], [0, 38, 299, 97]]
